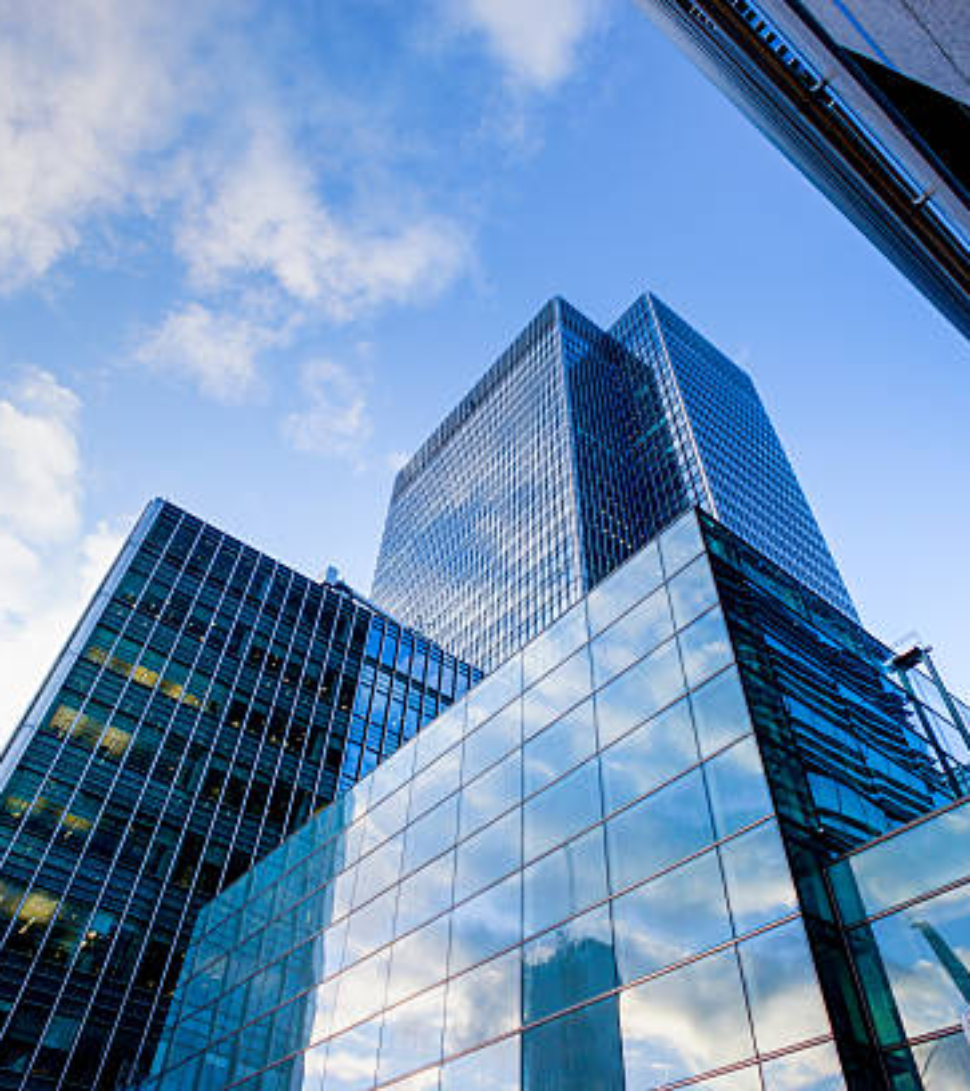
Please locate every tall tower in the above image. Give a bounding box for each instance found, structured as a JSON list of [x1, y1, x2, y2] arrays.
[[372, 292, 855, 671]]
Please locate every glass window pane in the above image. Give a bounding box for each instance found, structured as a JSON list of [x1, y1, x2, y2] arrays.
[[449, 873, 521, 975], [403, 795, 459, 876], [906, 1032, 970, 1091], [361, 787, 410, 856], [386, 914, 451, 1007], [704, 737, 773, 839], [524, 826, 609, 938], [444, 950, 520, 1056], [522, 995, 625, 1091], [612, 850, 731, 983], [352, 833, 403, 908], [678, 608, 734, 688], [410, 747, 461, 822], [331, 949, 389, 1033], [395, 851, 454, 937], [323, 1018, 382, 1091], [606, 768, 713, 893], [600, 698, 698, 816], [522, 648, 591, 741], [459, 750, 521, 840], [454, 809, 522, 903], [590, 588, 673, 689], [467, 655, 522, 730], [720, 821, 798, 935], [760, 1041, 845, 1089], [523, 700, 596, 798], [659, 510, 704, 576], [463, 700, 521, 783], [594, 638, 685, 749], [587, 541, 664, 635], [523, 904, 616, 1022], [441, 1035, 520, 1091], [668, 554, 718, 630], [415, 703, 465, 771], [344, 887, 396, 964], [523, 600, 588, 686], [524, 759, 602, 863], [620, 947, 754, 1084], [377, 983, 445, 1084], [739, 920, 830, 1053], [689, 667, 751, 757]]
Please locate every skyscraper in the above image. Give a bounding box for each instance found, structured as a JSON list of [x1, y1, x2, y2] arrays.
[[634, 0, 970, 339], [372, 292, 854, 672], [143, 509, 970, 1089], [0, 499, 476, 1089]]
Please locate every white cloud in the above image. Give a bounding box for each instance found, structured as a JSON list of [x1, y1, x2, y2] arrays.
[[446, 0, 607, 89], [0, 368, 132, 751], [135, 302, 280, 404], [281, 359, 373, 464]]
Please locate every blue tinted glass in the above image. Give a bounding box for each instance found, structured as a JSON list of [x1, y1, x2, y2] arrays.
[[410, 746, 462, 822], [523, 904, 617, 1022], [594, 639, 685, 748], [600, 698, 698, 815], [343, 887, 396, 964], [454, 809, 522, 903], [659, 510, 704, 576], [443, 951, 520, 1056], [403, 795, 459, 875], [323, 1017, 382, 1091], [376, 984, 445, 1084], [760, 1041, 845, 1089], [386, 915, 451, 1007], [719, 821, 797, 935], [463, 701, 521, 783], [612, 850, 731, 982], [441, 1035, 520, 1091], [352, 833, 403, 908], [590, 588, 673, 689], [704, 737, 773, 839], [586, 542, 664, 636], [524, 760, 602, 863], [523, 826, 609, 937], [449, 873, 521, 975], [394, 851, 454, 937], [467, 655, 522, 730], [522, 648, 591, 741], [459, 750, 522, 840], [678, 608, 734, 688], [522, 995, 624, 1091], [523, 700, 596, 797], [620, 947, 754, 1084], [689, 667, 751, 757], [667, 554, 718, 629], [606, 768, 713, 893], [523, 601, 589, 686], [415, 703, 465, 771]]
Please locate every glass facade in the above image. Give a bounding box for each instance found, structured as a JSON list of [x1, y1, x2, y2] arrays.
[[372, 291, 856, 674], [0, 500, 476, 1089], [145, 512, 848, 1090]]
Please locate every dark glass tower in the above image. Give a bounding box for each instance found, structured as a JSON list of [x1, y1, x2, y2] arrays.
[[634, 0, 970, 339], [372, 292, 855, 672], [0, 499, 476, 1089]]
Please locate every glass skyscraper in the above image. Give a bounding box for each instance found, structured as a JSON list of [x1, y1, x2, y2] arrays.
[[0, 499, 476, 1089], [372, 292, 855, 672], [143, 509, 970, 1089], [634, 0, 970, 339]]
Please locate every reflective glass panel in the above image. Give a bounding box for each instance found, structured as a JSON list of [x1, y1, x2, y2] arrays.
[[522, 649, 591, 740], [323, 1017, 381, 1091], [386, 915, 451, 1007], [689, 667, 751, 757], [454, 809, 522, 903], [330, 949, 389, 1034], [606, 768, 713, 893], [620, 947, 754, 1084], [459, 750, 521, 840], [463, 700, 521, 784], [678, 608, 734, 688], [739, 920, 830, 1053], [523, 700, 596, 798], [612, 850, 731, 983], [440, 1035, 520, 1090], [343, 887, 396, 964], [590, 588, 673, 689], [523, 826, 609, 938], [449, 872, 521, 975], [403, 795, 459, 876], [394, 851, 454, 938], [523, 904, 616, 1022], [600, 699, 698, 816], [523, 601, 588, 686], [760, 1040, 845, 1089], [586, 541, 664, 635], [719, 821, 797, 935], [443, 950, 520, 1055], [522, 995, 625, 1091], [524, 759, 602, 863], [409, 747, 461, 822], [907, 1032, 970, 1091], [704, 737, 773, 839], [667, 554, 718, 630], [415, 703, 465, 772], [376, 983, 445, 1084], [467, 655, 522, 731], [659, 510, 704, 576], [594, 639, 685, 748], [352, 833, 403, 908]]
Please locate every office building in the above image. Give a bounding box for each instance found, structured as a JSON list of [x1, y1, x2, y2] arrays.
[[372, 292, 855, 672], [0, 499, 476, 1089], [144, 509, 970, 1089], [634, 0, 970, 339]]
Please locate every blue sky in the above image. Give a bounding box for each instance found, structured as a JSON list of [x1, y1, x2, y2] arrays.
[[1, 0, 967, 745]]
